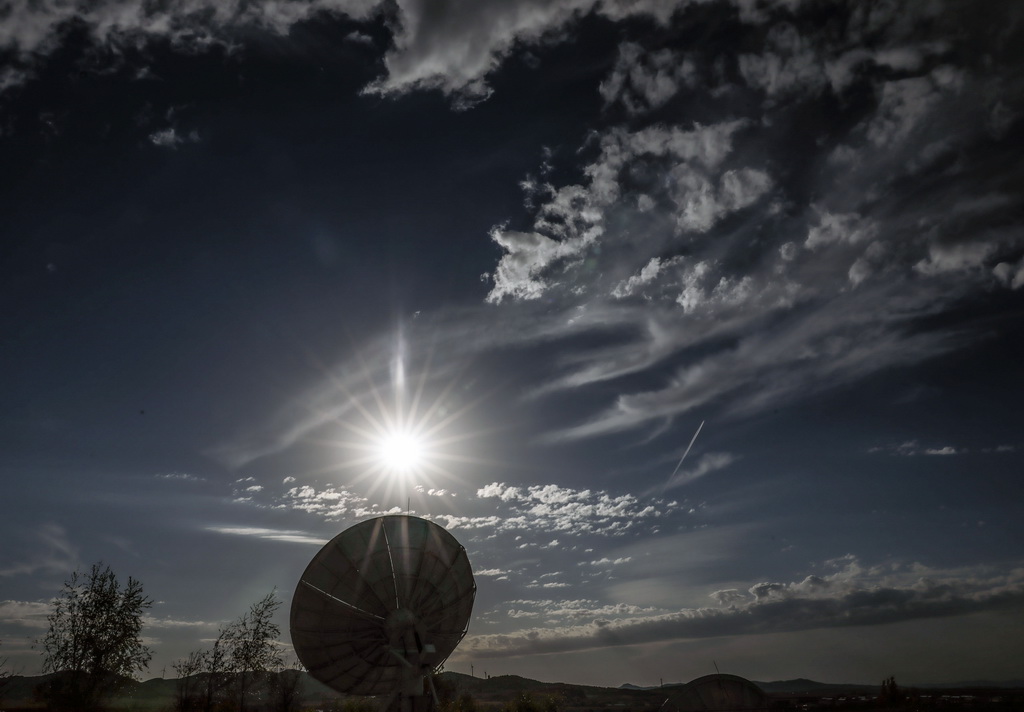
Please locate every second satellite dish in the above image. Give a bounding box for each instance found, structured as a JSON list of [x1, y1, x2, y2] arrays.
[[291, 515, 476, 697]]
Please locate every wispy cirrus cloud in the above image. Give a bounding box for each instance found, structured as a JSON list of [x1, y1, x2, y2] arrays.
[[0, 523, 78, 578], [205, 526, 327, 545]]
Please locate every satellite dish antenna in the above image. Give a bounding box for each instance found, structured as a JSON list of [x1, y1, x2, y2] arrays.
[[291, 515, 476, 712], [661, 674, 769, 712]]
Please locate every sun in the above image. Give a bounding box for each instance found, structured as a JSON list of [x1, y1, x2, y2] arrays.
[[375, 429, 426, 473], [309, 332, 496, 509]]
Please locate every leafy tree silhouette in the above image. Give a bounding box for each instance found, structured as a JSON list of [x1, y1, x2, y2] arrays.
[[38, 562, 153, 711]]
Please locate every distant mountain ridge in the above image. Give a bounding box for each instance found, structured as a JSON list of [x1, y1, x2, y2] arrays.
[[619, 676, 1024, 693]]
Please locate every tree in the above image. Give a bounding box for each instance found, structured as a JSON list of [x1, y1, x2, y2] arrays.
[[0, 640, 13, 706], [225, 590, 284, 712], [500, 692, 560, 712], [880, 676, 904, 707], [267, 660, 304, 712], [178, 590, 284, 712], [39, 562, 153, 711], [172, 650, 204, 712], [200, 629, 231, 712]]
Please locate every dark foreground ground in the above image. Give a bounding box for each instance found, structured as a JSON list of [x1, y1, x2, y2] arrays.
[[2, 670, 1021, 711]]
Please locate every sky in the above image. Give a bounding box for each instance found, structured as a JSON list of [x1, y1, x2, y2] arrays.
[[2, 0, 1023, 689]]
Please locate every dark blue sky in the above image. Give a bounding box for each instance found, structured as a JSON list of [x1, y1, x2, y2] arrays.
[[2, 0, 1023, 686]]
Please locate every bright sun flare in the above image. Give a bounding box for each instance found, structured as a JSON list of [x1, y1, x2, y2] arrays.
[[376, 430, 426, 473]]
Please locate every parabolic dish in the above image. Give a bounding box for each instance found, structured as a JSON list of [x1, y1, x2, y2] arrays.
[[290, 515, 476, 696], [662, 674, 768, 712]]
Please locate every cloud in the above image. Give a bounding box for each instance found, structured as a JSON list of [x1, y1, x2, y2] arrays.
[[155, 472, 204, 481], [465, 4, 1024, 443], [462, 482, 678, 536], [738, 22, 828, 99], [709, 588, 746, 605], [0, 523, 78, 578], [0, 0, 381, 61], [805, 209, 876, 250], [0, 600, 53, 629], [612, 256, 680, 299], [660, 452, 738, 493], [149, 127, 200, 149], [872, 441, 965, 457], [484, 227, 596, 303], [201, 1, 1024, 468], [142, 615, 220, 629], [492, 598, 662, 623], [276, 484, 374, 519], [463, 559, 1024, 657], [672, 166, 773, 233], [362, 1, 700, 108], [483, 119, 751, 303], [205, 526, 327, 545], [581, 556, 632, 566], [600, 41, 696, 115], [993, 258, 1024, 290], [865, 68, 964, 148]]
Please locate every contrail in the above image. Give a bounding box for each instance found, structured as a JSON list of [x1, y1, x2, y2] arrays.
[[663, 420, 704, 493]]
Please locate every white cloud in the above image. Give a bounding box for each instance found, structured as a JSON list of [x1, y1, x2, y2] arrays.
[[0, 600, 52, 629], [915, 238, 1001, 277], [484, 119, 752, 303], [873, 441, 968, 457], [155, 472, 203, 481], [206, 526, 327, 545], [149, 127, 199, 149], [582, 556, 632, 566], [484, 227, 595, 303], [805, 209, 876, 250], [993, 258, 1024, 290], [0, 0, 380, 60], [466, 482, 678, 536], [362, 0, 697, 107], [277, 484, 370, 519], [142, 615, 219, 629], [709, 588, 747, 605], [672, 166, 773, 233], [738, 22, 827, 98], [865, 68, 964, 148], [612, 257, 677, 299], [600, 42, 695, 114]]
